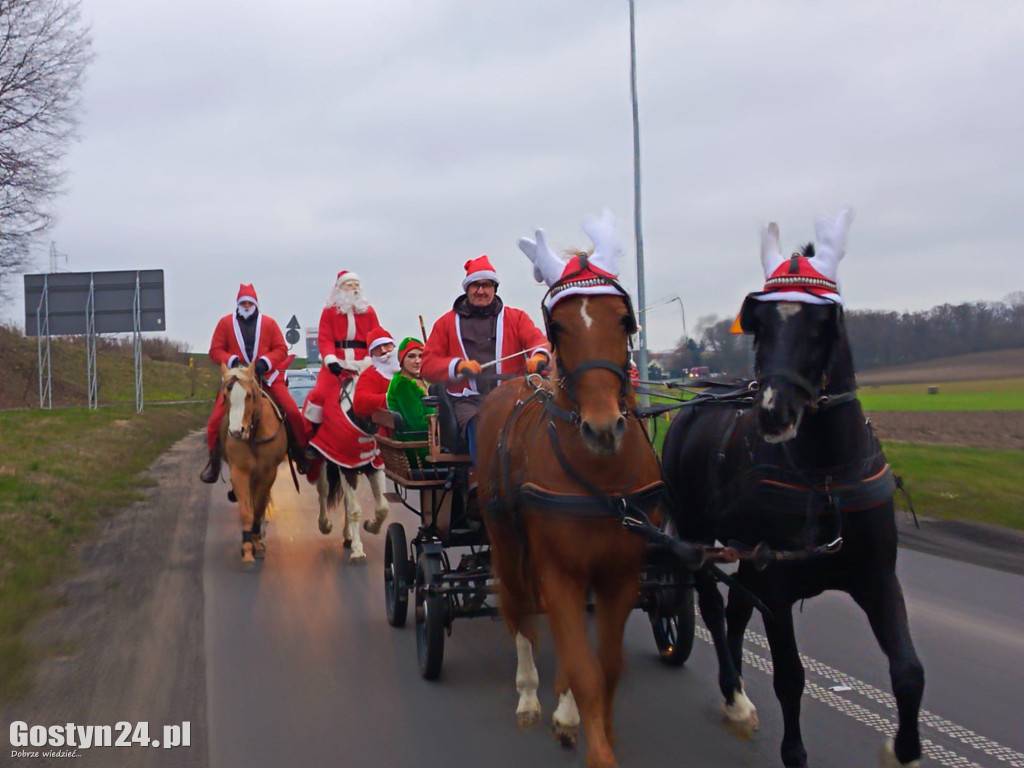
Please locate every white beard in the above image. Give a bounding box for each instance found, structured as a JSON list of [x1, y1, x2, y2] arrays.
[[327, 285, 370, 314], [372, 351, 400, 379], [237, 305, 257, 320]]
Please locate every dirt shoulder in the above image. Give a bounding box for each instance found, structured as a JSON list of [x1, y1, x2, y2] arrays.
[[858, 348, 1024, 385], [1, 432, 210, 768], [867, 410, 1024, 451]]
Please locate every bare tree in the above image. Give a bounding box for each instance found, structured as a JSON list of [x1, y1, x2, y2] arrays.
[[0, 0, 92, 292]]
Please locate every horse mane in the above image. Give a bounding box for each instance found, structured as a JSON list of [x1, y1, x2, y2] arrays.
[[800, 243, 815, 258], [223, 368, 252, 384], [562, 248, 593, 259]]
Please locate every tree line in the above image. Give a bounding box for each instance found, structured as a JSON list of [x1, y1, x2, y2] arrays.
[[656, 292, 1024, 378]]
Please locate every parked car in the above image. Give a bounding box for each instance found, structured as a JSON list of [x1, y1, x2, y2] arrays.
[[285, 367, 318, 408]]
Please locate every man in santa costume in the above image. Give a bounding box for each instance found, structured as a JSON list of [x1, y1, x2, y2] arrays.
[[200, 283, 310, 483], [302, 270, 381, 444], [421, 255, 550, 461], [352, 327, 399, 420]]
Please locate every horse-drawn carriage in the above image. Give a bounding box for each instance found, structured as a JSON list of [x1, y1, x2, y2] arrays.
[[372, 384, 696, 681]]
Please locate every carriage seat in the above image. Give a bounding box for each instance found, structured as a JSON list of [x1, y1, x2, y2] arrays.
[[427, 383, 470, 456]]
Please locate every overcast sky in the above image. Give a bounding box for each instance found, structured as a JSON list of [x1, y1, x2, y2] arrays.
[[3, 0, 1023, 354]]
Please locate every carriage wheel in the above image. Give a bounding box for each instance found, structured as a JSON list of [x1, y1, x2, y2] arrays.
[[384, 523, 409, 627], [650, 585, 696, 666], [415, 552, 446, 680]]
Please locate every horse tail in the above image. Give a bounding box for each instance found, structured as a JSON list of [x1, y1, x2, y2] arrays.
[[325, 462, 344, 510]]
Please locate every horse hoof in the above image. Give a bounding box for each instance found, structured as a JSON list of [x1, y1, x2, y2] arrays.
[[252, 538, 266, 560], [516, 709, 541, 730], [342, 538, 353, 550], [240, 543, 256, 566], [318, 518, 332, 535], [363, 519, 382, 535], [350, 551, 367, 564], [879, 738, 920, 768], [722, 688, 759, 740], [551, 721, 578, 749], [227, 490, 237, 503]]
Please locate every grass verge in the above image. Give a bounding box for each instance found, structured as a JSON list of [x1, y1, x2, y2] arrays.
[[883, 442, 1024, 531], [0, 402, 209, 702]]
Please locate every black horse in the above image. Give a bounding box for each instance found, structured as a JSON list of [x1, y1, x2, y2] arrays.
[[662, 214, 924, 768]]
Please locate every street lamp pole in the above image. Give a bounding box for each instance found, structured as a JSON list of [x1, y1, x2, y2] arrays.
[[628, 0, 649, 388]]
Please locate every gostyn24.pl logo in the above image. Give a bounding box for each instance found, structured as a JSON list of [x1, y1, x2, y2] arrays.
[[10, 720, 191, 754]]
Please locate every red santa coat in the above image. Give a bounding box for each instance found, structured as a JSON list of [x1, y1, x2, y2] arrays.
[[208, 313, 289, 385], [352, 365, 392, 419], [318, 304, 380, 370], [306, 357, 392, 471], [421, 306, 549, 397]]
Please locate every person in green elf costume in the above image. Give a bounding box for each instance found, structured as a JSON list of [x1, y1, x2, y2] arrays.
[[386, 337, 435, 465]]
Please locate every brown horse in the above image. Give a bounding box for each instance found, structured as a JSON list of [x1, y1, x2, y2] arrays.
[[218, 363, 290, 564], [475, 213, 665, 768]]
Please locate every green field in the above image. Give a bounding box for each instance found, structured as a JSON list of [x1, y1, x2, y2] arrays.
[[857, 378, 1024, 411]]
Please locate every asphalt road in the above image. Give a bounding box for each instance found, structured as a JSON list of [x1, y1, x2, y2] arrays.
[[204, 463, 1024, 768], [4, 432, 1021, 768]]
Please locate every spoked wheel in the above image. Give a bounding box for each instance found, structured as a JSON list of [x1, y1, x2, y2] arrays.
[[384, 523, 409, 627], [415, 552, 447, 680], [651, 585, 696, 666]]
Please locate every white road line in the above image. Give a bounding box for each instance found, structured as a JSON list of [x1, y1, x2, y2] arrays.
[[694, 625, 1024, 768]]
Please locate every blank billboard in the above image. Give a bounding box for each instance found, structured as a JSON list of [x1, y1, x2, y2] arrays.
[[24, 270, 165, 336]]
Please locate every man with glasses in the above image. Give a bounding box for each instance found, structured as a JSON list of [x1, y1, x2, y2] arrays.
[[421, 255, 550, 461]]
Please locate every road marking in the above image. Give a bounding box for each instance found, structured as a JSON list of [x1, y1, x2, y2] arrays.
[[694, 625, 1024, 768]]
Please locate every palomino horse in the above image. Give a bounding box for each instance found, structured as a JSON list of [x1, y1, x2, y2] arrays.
[[475, 212, 665, 768], [661, 207, 924, 768], [218, 363, 290, 564]]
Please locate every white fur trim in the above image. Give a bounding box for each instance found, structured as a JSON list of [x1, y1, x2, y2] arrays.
[[749, 291, 843, 306], [236, 295, 258, 307], [543, 282, 625, 310], [323, 353, 340, 367], [462, 270, 499, 291], [227, 354, 239, 368], [368, 335, 396, 353], [304, 401, 324, 424], [447, 358, 461, 380], [265, 369, 280, 386], [336, 272, 360, 286]]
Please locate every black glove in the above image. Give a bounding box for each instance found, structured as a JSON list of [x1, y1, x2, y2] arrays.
[[327, 361, 343, 375], [230, 358, 244, 368], [254, 359, 270, 376]]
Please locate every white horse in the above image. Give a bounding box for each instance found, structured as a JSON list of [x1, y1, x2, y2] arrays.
[[315, 460, 389, 563]]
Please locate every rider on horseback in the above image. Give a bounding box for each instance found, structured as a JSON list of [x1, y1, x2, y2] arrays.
[[200, 283, 310, 483], [420, 255, 551, 461]]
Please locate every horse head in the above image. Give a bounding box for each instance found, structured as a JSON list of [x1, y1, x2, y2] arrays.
[[520, 210, 638, 456], [219, 363, 261, 441], [733, 206, 854, 443]]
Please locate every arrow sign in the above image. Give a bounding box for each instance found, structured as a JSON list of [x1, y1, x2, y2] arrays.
[[285, 315, 301, 346], [286, 315, 301, 330]]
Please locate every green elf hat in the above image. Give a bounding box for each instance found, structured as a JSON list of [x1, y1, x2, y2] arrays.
[[398, 337, 424, 366]]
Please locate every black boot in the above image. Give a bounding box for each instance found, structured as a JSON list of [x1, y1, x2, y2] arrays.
[[290, 445, 311, 474], [200, 445, 221, 484]]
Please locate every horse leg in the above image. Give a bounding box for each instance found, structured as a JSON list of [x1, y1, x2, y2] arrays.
[[695, 567, 755, 732], [362, 469, 389, 534], [515, 629, 542, 729], [340, 473, 366, 563], [762, 599, 808, 768], [593, 571, 640, 750], [316, 470, 332, 535], [230, 466, 256, 564], [250, 484, 269, 560], [551, 663, 580, 748], [541, 566, 615, 768], [850, 573, 924, 768], [724, 571, 760, 731]]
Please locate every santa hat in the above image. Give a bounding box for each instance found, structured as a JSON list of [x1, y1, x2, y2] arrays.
[[731, 206, 853, 333], [335, 270, 360, 286], [236, 283, 258, 307], [519, 209, 629, 310], [366, 326, 396, 353], [462, 256, 499, 291], [398, 337, 423, 365]]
